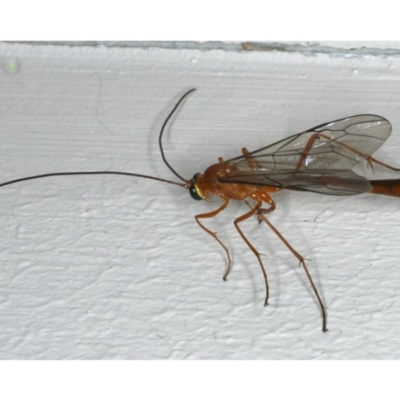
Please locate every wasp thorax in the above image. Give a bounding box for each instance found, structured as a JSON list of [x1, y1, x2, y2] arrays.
[[217, 165, 234, 178]]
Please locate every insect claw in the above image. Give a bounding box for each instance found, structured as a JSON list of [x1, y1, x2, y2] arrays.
[[264, 289, 269, 307], [223, 260, 232, 281]]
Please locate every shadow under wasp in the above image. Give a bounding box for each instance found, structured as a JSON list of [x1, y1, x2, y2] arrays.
[[2, 88, 400, 332]]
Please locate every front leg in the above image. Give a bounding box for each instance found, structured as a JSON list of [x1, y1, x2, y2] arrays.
[[234, 194, 271, 306], [195, 196, 232, 280]]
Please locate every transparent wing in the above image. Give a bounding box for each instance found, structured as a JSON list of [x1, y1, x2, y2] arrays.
[[227, 114, 392, 171], [220, 115, 391, 195]]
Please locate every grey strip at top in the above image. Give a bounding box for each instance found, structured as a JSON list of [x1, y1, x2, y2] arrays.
[[7, 41, 400, 58]]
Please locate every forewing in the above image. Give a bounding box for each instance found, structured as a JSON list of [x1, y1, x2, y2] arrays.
[[220, 115, 390, 195], [227, 114, 392, 171]]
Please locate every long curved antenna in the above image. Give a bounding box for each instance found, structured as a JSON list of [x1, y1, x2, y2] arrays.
[[0, 90, 195, 191], [0, 171, 187, 189], [159, 88, 196, 183]]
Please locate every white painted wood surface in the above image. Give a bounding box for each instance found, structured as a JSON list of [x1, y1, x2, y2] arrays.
[[0, 42, 400, 359]]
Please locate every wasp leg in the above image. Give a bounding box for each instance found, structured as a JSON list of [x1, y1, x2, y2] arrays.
[[195, 196, 232, 281], [241, 148, 277, 224], [241, 147, 262, 170], [251, 189, 327, 332], [234, 194, 270, 306]]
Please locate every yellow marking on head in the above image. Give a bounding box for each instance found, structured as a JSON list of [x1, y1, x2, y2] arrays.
[[194, 183, 206, 199], [194, 174, 206, 199]]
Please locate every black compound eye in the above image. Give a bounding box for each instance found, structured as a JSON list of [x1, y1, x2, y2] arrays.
[[189, 173, 202, 201]]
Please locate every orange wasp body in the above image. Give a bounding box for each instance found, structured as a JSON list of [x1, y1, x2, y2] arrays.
[[2, 88, 400, 332]]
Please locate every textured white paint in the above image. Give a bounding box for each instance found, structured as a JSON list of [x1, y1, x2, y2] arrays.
[[0, 42, 400, 359]]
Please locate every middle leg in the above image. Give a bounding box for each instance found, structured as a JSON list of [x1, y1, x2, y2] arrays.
[[234, 195, 271, 306]]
